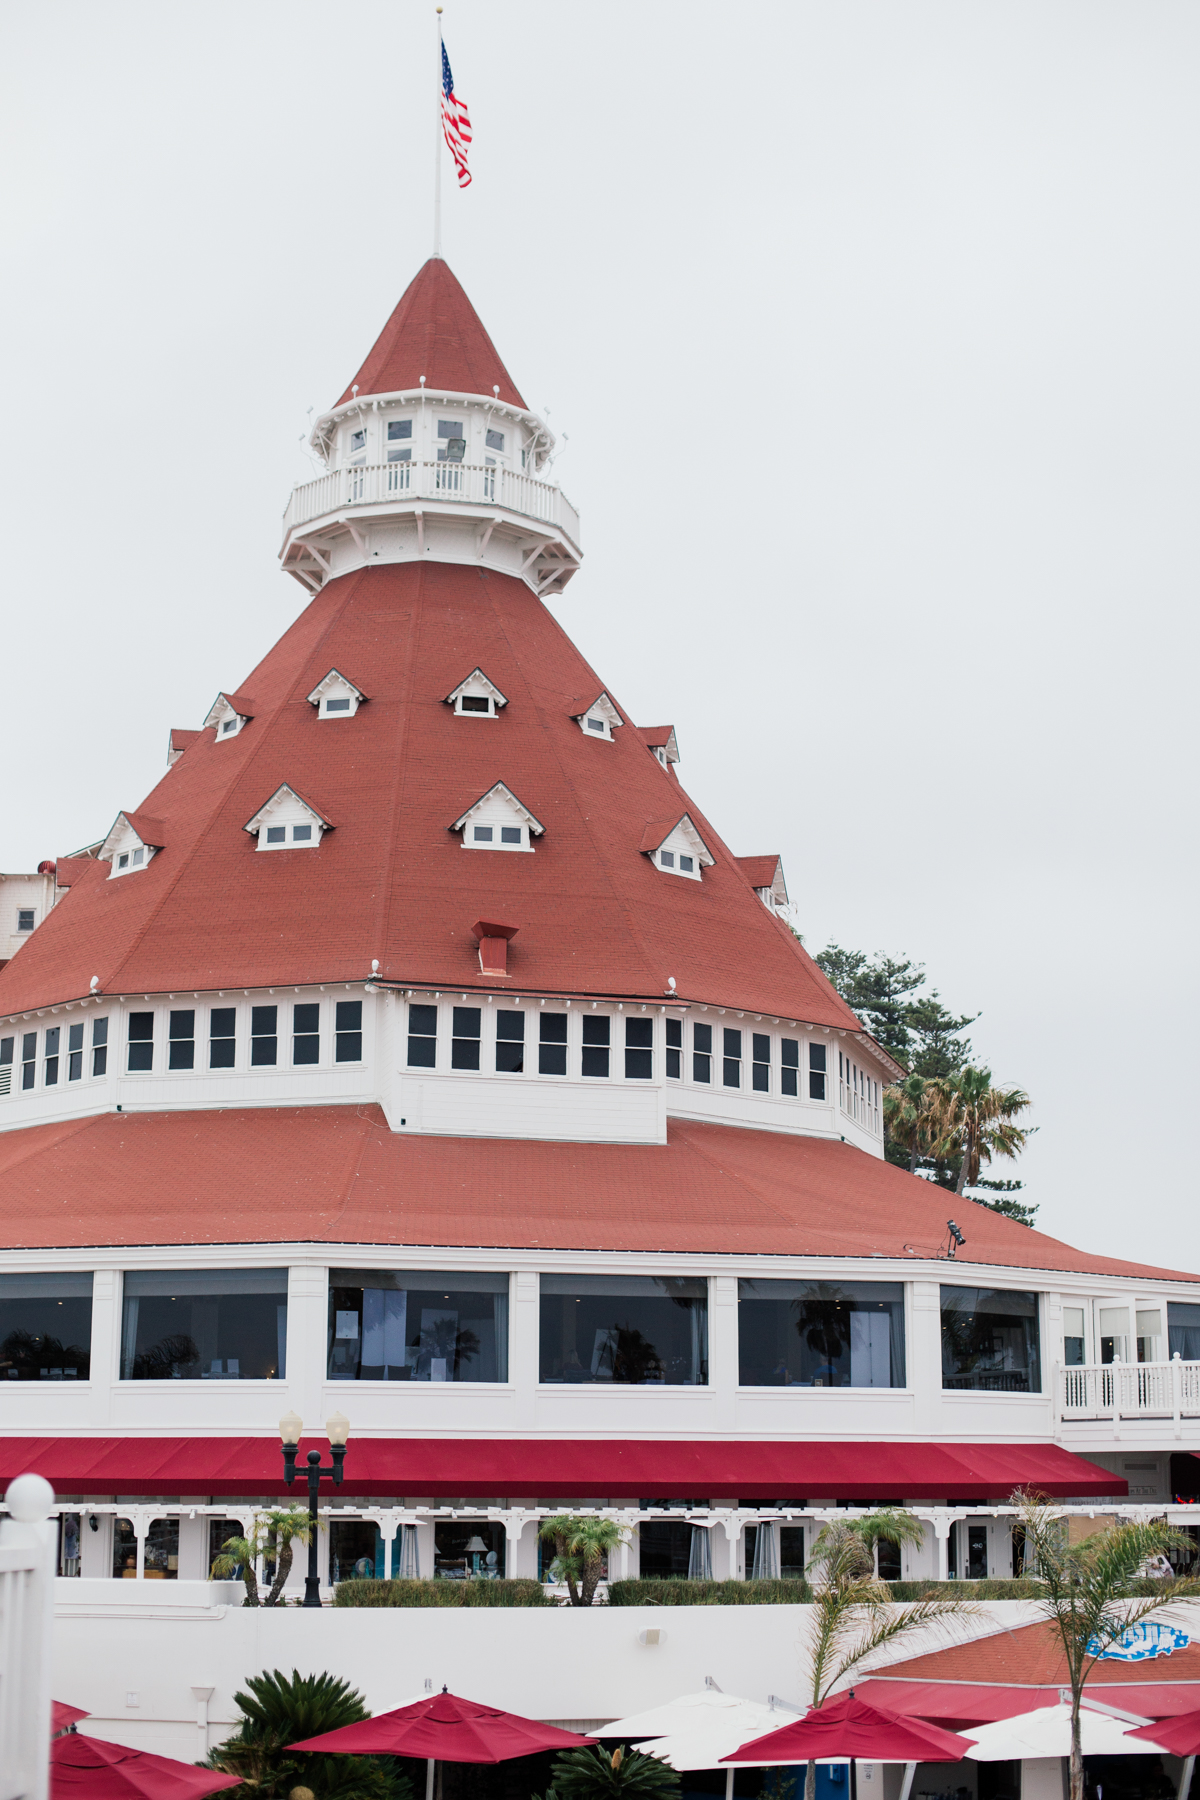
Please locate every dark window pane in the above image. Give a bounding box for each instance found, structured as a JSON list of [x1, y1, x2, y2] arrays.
[[752, 1063, 768, 1092], [0, 1037, 11, 1066], [294, 1035, 320, 1065], [540, 1275, 707, 1385], [738, 1278, 906, 1388], [266, 826, 285, 843], [781, 1039, 799, 1068], [169, 1010, 194, 1040], [693, 1053, 711, 1083], [666, 1048, 681, 1079], [407, 1035, 436, 1068], [44, 1058, 59, 1086], [723, 1058, 740, 1088], [540, 1014, 567, 1043], [294, 1004, 319, 1035], [408, 1003, 437, 1067], [168, 1039, 194, 1070], [581, 1046, 609, 1077], [666, 1019, 682, 1048], [694, 1023, 712, 1054], [210, 1008, 235, 1038], [485, 427, 505, 451], [251, 1005, 277, 1067], [328, 1267, 509, 1382], [45, 1027, 60, 1056], [460, 694, 490, 713], [250, 1037, 277, 1067], [68, 1023, 84, 1053], [496, 1009, 524, 1071], [210, 1039, 235, 1070], [451, 1039, 480, 1070], [626, 1048, 653, 1079], [539, 1013, 567, 1074], [16, 909, 34, 931], [809, 1070, 826, 1100], [68, 1052, 82, 1081], [500, 827, 522, 844], [128, 1013, 153, 1041], [810, 1043, 827, 1073], [782, 1065, 798, 1097], [453, 1007, 481, 1038], [92, 1045, 108, 1076], [121, 1268, 288, 1380], [941, 1286, 1040, 1393], [496, 1011, 525, 1040], [582, 1016, 609, 1045], [434, 1519, 506, 1580], [128, 1013, 154, 1072], [626, 1018, 652, 1048], [0, 1272, 93, 1381], [291, 825, 312, 843], [251, 1006, 277, 1036], [409, 1004, 437, 1036], [22, 1061, 35, 1089], [336, 1000, 362, 1033], [388, 418, 412, 440], [724, 1028, 742, 1058], [753, 1034, 770, 1063], [539, 1045, 567, 1075]]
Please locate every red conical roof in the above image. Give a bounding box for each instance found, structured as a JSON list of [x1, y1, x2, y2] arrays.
[[335, 259, 527, 409], [0, 562, 860, 1028]]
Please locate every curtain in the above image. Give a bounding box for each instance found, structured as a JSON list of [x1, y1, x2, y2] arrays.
[[397, 1523, 421, 1579], [494, 1293, 508, 1381], [120, 1297, 139, 1378], [688, 1525, 712, 1580], [751, 1520, 779, 1579]]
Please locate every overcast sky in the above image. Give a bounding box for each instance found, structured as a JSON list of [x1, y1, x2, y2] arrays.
[[2, 2, 1196, 1264]]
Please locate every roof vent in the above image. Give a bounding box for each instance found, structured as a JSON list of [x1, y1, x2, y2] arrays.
[[470, 919, 519, 977]]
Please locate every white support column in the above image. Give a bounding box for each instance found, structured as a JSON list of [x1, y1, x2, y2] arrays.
[[133, 1509, 150, 1580], [932, 1514, 954, 1582], [191, 1687, 214, 1760]]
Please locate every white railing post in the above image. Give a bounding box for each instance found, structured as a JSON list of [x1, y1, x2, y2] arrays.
[[0, 1476, 56, 1800], [1112, 1356, 1122, 1438], [1174, 1351, 1184, 1440]]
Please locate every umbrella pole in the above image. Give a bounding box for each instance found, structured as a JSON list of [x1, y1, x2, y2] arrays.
[[850, 1761, 857, 1800], [426, 1759, 435, 1800], [726, 1767, 734, 1800], [1181, 1758, 1195, 1800], [899, 1764, 917, 1800]]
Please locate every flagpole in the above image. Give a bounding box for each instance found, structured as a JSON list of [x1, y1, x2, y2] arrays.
[[433, 5, 444, 257]]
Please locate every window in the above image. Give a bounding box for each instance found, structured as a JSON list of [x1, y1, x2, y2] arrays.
[[581, 1014, 609, 1077], [127, 1012, 154, 1072], [293, 1003, 319, 1065], [387, 418, 412, 462], [461, 695, 490, 714], [1169, 1303, 1200, 1362], [474, 826, 493, 843], [738, 1279, 906, 1388], [250, 1005, 277, 1067], [0, 1272, 92, 1381], [21, 1031, 36, 1090], [752, 1033, 770, 1093], [496, 1011, 524, 1073], [437, 418, 466, 461], [44, 1026, 60, 1087], [809, 1042, 827, 1101], [723, 1028, 741, 1088], [539, 1012, 567, 1075], [452, 1006, 481, 1071], [781, 1037, 799, 1097], [293, 825, 312, 842], [435, 1519, 505, 1579], [665, 1018, 682, 1079], [0, 1037, 11, 1098], [1063, 1306, 1087, 1366], [325, 697, 350, 711], [941, 1286, 1041, 1393], [168, 1009, 194, 1071], [267, 827, 285, 844], [261, 822, 314, 847], [209, 1007, 235, 1069], [335, 1000, 363, 1062], [92, 1017, 108, 1077], [587, 717, 605, 733], [625, 1017, 653, 1079], [407, 1003, 437, 1068], [221, 721, 236, 736], [121, 1268, 288, 1380], [349, 427, 367, 460], [660, 850, 674, 868], [540, 1275, 708, 1385], [328, 1268, 509, 1382], [16, 909, 34, 932], [679, 855, 694, 873], [330, 1518, 387, 1583], [486, 428, 505, 452], [693, 1021, 712, 1083], [67, 1022, 83, 1081]]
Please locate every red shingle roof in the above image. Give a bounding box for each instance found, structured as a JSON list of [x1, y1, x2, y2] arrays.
[[0, 562, 863, 1025], [738, 856, 783, 890], [0, 1105, 1189, 1276], [335, 259, 526, 410], [865, 1620, 1200, 1689]]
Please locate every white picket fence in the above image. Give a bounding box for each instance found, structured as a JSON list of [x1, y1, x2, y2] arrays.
[[0, 1490, 55, 1800]]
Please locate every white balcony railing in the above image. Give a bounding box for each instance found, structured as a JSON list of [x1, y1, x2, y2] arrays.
[[282, 459, 581, 548], [1059, 1355, 1200, 1421]]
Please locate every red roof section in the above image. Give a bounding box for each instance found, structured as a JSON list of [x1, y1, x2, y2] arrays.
[[0, 1105, 1191, 1278], [865, 1621, 1200, 1691], [335, 259, 527, 410], [738, 856, 782, 889], [51, 857, 93, 889], [0, 561, 863, 1025]]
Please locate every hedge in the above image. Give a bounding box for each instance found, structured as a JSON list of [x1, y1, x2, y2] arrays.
[[608, 1579, 813, 1606], [883, 1578, 1045, 1600], [333, 1578, 553, 1608]]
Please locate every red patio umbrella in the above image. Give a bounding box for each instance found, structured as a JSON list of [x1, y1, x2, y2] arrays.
[[50, 1731, 241, 1797], [51, 1700, 89, 1735], [1128, 1713, 1200, 1756], [722, 1691, 975, 1765], [291, 1687, 588, 1760]]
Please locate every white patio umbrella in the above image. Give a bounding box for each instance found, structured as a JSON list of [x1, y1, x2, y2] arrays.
[[963, 1704, 1170, 1761], [592, 1691, 810, 1800]]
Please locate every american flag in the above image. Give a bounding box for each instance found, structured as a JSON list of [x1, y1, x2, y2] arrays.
[[441, 41, 472, 188]]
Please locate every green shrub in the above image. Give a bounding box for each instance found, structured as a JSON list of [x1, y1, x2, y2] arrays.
[[884, 1578, 1046, 1599], [608, 1578, 812, 1606], [333, 1577, 552, 1608]]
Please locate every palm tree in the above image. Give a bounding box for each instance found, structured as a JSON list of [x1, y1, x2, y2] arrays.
[[260, 1506, 312, 1606], [539, 1514, 630, 1606], [205, 1667, 411, 1798], [927, 1065, 1031, 1195], [797, 1512, 977, 1800], [538, 1743, 681, 1797], [882, 1074, 937, 1174], [1013, 1491, 1200, 1800], [211, 1524, 263, 1607]]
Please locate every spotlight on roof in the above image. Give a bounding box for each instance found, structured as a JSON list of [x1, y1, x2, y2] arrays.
[[445, 437, 467, 463], [947, 1220, 966, 1257]]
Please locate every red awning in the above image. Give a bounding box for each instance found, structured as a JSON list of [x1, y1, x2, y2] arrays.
[[856, 1680, 1200, 1726], [0, 1437, 1123, 1499]]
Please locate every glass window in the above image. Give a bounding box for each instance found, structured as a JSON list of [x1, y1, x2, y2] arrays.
[[210, 1007, 235, 1069], [92, 1017, 108, 1077], [660, 850, 675, 868], [17, 909, 35, 931], [335, 1000, 362, 1063], [452, 1006, 481, 1071], [639, 1520, 693, 1579], [328, 1269, 509, 1382], [121, 1268, 288, 1380], [168, 1009, 194, 1071], [0, 1272, 92, 1381], [1063, 1306, 1087, 1366], [325, 697, 351, 711], [582, 1014, 609, 1077], [809, 1041, 827, 1100], [143, 1517, 179, 1580], [67, 1021, 84, 1082], [474, 825, 494, 843], [693, 1021, 712, 1084], [208, 1518, 245, 1578], [434, 1518, 505, 1580], [752, 1033, 770, 1093], [460, 694, 490, 714], [496, 1010, 525, 1073], [1170, 1304, 1200, 1362], [625, 1017, 653, 1079], [350, 427, 366, 454], [294, 1003, 319, 1065], [781, 1037, 799, 1097], [292, 825, 312, 843], [0, 1037, 11, 1092], [679, 855, 694, 873], [539, 1013, 567, 1076], [58, 1512, 82, 1577], [251, 1005, 277, 1066], [485, 428, 505, 452], [738, 1279, 906, 1388], [407, 1003, 437, 1068], [723, 1027, 741, 1088], [113, 1517, 138, 1578], [388, 418, 413, 440], [665, 1017, 682, 1079], [941, 1286, 1041, 1393], [540, 1274, 708, 1385], [501, 826, 522, 845], [127, 1012, 153, 1072], [44, 1026, 60, 1087], [330, 1517, 386, 1583], [266, 826, 285, 844], [21, 1031, 36, 1089]]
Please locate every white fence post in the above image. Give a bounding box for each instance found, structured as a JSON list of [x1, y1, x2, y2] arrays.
[[0, 1474, 57, 1800]]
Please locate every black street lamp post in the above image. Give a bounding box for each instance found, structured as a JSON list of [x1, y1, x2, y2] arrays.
[[279, 1410, 350, 1608]]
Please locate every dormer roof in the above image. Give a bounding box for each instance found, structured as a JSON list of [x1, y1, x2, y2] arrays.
[[450, 782, 545, 838], [98, 812, 165, 861], [738, 855, 789, 908], [242, 785, 333, 840], [572, 693, 623, 736], [334, 259, 527, 410], [445, 667, 508, 711], [167, 728, 201, 767], [640, 813, 714, 866], [203, 691, 256, 732], [640, 725, 680, 767], [306, 670, 367, 709]]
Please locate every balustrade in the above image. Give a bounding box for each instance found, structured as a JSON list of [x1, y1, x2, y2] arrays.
[[1059, 1354, 1200, 1422], [283, 459, 581, 545]]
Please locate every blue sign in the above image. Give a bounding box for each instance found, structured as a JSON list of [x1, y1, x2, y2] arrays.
[[1087, 1622, 1191, 1662]]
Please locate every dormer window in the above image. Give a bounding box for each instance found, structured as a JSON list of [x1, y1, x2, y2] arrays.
[[203, 692, 255, 741], [244, 784, 331, 852], [736, 855, 789, 913], [640, 725, 680, 772], [451, 782, 543, 853], [640, 813, 713, 882], [100, 811, 164, 879], [572, 693, 622, 742], [307, 670, 367, 720], [445, 668, 508, 718]]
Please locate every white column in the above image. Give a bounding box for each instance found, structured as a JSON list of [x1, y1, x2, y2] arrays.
[[191, 1687, 214, 1759], [932, 1514, 954, 1581], [511, 1271, 539, 1428]]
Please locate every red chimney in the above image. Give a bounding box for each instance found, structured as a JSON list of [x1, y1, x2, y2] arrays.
[[470, 919, 519, 977]]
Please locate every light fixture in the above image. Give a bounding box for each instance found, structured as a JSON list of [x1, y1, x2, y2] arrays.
[[279, 1410, 303, 1449], [325, 1410, 351, 1448], [445, 437, 467, 463], [465, 1535, 488, 1554]]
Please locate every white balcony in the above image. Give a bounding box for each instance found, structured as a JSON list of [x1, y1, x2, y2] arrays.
[[1059, 1355, 1200, 1421], [282, 458, 582, 551]]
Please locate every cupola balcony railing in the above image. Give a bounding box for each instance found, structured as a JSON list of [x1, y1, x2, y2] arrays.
[[1058, 1354, 1200, 1423], [282, 459, 581, 548]]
